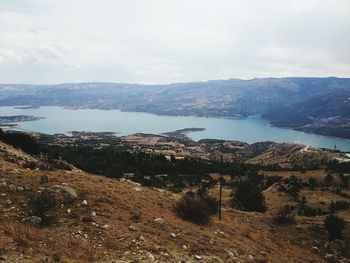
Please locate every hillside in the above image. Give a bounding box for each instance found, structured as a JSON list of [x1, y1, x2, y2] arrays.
[[1, 77, 350, 140], [1, 77, 350, 118], [263, 91, 350, 139], [0, 141, 349, 262]]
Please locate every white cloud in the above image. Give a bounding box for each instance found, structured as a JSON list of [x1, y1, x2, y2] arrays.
[[0, 0, 349, 84]]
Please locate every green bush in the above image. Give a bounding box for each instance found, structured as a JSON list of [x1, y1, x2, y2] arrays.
[[274, 205, 295, 224], [308, 177, 317, 190], [174, 191, 218, 225], [230, 179, 267, 213], [324, 215, 346, 240]]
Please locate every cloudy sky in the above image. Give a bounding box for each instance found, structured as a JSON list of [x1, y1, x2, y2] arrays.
[[0, 0, 349, 84]]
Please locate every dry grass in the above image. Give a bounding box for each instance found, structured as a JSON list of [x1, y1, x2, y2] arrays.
[[4, 222, 43, 246], [0, 142, 346, 262]]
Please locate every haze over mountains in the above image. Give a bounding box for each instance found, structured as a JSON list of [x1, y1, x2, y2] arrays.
[[1, 77, 350, 139]]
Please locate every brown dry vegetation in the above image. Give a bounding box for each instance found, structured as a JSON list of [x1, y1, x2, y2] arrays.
[[0, 142, 349, 262]]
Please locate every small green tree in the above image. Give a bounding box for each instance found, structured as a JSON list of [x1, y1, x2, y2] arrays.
[[308, 177, 317, 190], [324, 215, 346, 240], [230, 179, 267, 213], [324, 174, 334, 186]]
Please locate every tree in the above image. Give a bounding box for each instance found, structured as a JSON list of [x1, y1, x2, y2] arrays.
[[230, 179, 267, 212], [324, 174, 334, 186], [324, 215, 346, 240], [308, 177, 317, 190]]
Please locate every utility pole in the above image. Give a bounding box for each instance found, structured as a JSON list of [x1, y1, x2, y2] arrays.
[[219, 174, 223, 221]]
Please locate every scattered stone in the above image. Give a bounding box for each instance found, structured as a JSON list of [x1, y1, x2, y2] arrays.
[[129, 225, 138, 231], [82, 200, 88, 206], [17, 186, 24, 192], [67, 209, 71, 214], [325, 254, 334, 260], [30, 216, 41, 225], [91, 211, 96, 217], [102, 224, 109, 229], [133, 187, 142, 192], [312, 246, 320, 252], [24, 185, 33, 191], [183, 245, 187, 250], [170, 233, 176, 238], [194, 255, 202, 260], [48, 185, 78, 204], [8, 184, 16, 192], [154, 218, 164, 224], [147, 252, 155, 261]]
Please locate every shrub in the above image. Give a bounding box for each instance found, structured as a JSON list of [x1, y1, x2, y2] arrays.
[[284, 176, 303, 198], [274, 205, 295, 224], [174, 191, 218, 225], [308, 177, 317, 190], [324, 174, 334, 186], [0, 129, 40, 155], [230, 179, 267, 213], [329, 201, 349, 213], [324, 215, 346, 241]]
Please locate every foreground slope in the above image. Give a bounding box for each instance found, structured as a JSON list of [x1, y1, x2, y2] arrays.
[[0, 142, 343, 262]]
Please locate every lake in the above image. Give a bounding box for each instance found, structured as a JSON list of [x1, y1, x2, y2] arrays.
[[1, 106, 350, 151]]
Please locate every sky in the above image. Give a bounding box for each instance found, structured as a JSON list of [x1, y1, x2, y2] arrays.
[[0, 0, 349, 84]]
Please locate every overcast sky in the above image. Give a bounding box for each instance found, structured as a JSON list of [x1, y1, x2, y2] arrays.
[[0, 0, 349, 84]]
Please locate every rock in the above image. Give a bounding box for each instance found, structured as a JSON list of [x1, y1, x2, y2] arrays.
[[133, 187, 142, 192], [82, 200, 88, 206], [248, 255, 254, 260], [48, 185, 78, 204], [154, 218, 164, 224], [31, 216, 42, 224], [91, 211, 96, 217], [170, 233, 176, 238], [17, 187, 24, 192], [24, 185, 33, 191], [194, 255, 202, 260], [8, 184, 16, 192], [147, 252, 155, 261], [129, 225, 138, 231], [312, 246, 320, 252], [325, 254, 334, 260], [102, 224, 109, 229], [183, 245, 187, 250], [67, 209, 71, 214]]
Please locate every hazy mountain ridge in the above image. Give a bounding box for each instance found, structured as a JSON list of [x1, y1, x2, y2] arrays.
[[263, 90, 350, 139], [1, 77, 350, 138]]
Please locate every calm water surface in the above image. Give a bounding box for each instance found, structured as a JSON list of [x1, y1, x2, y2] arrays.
[[1, 106, 350, 151]]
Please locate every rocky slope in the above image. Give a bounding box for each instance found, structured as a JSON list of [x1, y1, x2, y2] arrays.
[[0, 141, 347, 262]]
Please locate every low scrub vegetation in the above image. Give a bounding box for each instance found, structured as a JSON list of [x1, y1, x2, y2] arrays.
[[230, 178, 267, 213], [274, 205, 296, 224], [174, 190, 218, 225], [324, 215, 346, 241]]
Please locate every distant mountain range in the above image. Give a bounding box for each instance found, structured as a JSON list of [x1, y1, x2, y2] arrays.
[[1, 77, 350, 139]]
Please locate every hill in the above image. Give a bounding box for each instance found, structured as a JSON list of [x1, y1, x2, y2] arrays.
[[1, 77, 350, 139], [263, 91, 350, 139], [1, 140, 350, 262]]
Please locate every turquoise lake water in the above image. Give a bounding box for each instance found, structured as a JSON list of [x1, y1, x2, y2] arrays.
[[1, 106, 349, 151]]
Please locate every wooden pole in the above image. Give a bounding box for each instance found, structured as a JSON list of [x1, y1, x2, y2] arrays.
[[219, 174, 223, 221]]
